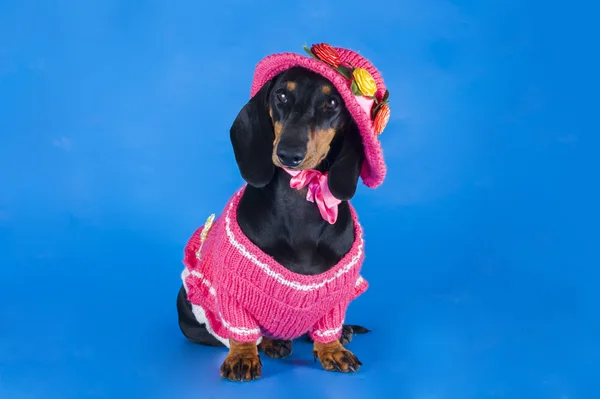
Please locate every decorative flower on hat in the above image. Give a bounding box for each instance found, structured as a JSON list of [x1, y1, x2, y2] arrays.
[[373, 103, 390, 135], [310, 43, 341, 68], [351, 68, 377, 97], [303, 43, 391, 135]]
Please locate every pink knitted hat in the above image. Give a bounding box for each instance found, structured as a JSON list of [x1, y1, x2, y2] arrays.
[[250, 43, 390, 189]]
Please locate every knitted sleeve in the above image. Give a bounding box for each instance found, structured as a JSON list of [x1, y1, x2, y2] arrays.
[[217, 293, 262, 343], [309, 301, 347, 344], [309, 275, 368, 343]]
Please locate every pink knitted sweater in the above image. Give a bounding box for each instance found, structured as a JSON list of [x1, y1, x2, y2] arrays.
[[181, 186, 368, 347]]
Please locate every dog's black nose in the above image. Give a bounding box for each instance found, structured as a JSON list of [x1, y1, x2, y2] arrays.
[[276, 148, 306, 167]]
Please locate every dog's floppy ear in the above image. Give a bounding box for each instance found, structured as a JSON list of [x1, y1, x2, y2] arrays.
[[327, 122, 365, 201], [229, 80, 275, 188]]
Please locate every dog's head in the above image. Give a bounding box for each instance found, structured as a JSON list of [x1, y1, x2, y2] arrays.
[[230, 67, 365, 201]]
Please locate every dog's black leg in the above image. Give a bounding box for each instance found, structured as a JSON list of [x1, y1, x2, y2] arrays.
[[258, 337, 293, 359], [176, 285, 225, 347], [339, 324, 372, 346]]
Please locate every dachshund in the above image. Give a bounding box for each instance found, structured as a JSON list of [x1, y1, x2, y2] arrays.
[[176, 66, 371, 381]]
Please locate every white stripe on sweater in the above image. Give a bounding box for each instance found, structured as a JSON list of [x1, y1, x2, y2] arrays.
[[190, 270, 216, 297], [218, 315, 261, 336], [186, 266, 364, 297], [312, 325, 343, 338]]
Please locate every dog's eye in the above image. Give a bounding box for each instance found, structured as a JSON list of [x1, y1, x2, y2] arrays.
[[276, 91, 288, 103], [324, 98, 338, 110]]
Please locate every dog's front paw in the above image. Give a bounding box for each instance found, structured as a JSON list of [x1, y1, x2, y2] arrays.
[[220, 340, 262, 382], [258, 337, 293, 359], [313, 341, 362, 373], [220, 353, 262, 381]]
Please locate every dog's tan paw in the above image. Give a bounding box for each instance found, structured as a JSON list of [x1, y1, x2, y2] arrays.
[[220, 340, 262, 382], [220, 353, 262, 381], [313, 341, 362, 373]]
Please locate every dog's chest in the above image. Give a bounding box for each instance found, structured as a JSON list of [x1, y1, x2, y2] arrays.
[[249, 223, 344, 275], [236, 185, 354, 276]]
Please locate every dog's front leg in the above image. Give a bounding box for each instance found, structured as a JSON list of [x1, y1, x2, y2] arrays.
[[216, 293, 264, 381], [220, 339, 262, 381], [313, 340, 362, 373], [310, 302, 363, 373]]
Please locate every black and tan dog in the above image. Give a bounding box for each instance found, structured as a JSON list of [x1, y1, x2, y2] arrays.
[[177, 66, 373, 381]]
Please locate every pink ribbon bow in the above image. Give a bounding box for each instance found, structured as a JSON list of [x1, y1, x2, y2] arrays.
[[283, 168, 341, 224]]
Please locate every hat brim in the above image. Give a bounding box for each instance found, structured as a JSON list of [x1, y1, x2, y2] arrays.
[[250, 51, 386, 189]]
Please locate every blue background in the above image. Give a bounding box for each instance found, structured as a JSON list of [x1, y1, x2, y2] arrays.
[[1, 0, 598, 398]]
